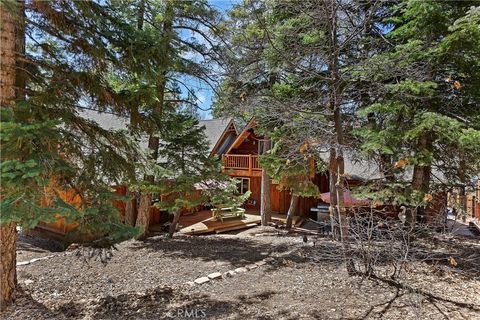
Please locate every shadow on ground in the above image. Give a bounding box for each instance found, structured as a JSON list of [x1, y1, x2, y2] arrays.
[[2, 286, 301, 320], [132, 235, 297, 267]]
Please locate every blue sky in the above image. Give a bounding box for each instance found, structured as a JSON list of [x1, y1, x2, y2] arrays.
[[190, 0, 238, 119]]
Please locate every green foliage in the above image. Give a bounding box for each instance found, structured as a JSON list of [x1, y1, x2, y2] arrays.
[[0, 1, 144, 245], [354, 0, 480, 200], [202, 179, 251, 210]]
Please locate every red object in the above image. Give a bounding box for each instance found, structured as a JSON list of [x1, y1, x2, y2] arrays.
[[320, 189, 369, 207]]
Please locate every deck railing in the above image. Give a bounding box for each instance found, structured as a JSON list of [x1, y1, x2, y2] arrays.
[[222, 154, 261, 173]]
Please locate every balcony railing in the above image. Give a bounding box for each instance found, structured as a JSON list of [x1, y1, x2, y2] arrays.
[[222, 154, 261, 173]]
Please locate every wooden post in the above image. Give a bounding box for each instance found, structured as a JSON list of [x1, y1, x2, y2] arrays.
[[248, 154, 252, 175], [309, 158, 315, 178]]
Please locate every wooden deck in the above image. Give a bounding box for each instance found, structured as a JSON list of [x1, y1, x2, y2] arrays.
[[150, 209, 304, 235]]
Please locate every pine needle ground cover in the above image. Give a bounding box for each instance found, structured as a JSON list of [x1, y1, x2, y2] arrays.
[[3, 227, 480, 320]]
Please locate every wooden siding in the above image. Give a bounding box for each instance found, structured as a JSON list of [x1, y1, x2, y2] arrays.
[[36, 186, 131, 237], [231, 131, 261, 155], [230, 173, 330, 217]]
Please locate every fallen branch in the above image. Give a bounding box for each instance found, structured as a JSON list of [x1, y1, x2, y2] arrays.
[[363, 273, 480, 312]]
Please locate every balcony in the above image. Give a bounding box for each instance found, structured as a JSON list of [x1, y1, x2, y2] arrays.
[[222, 154, 261, 176]]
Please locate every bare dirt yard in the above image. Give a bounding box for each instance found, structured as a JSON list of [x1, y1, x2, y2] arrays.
[[2, 227, 480, 320]]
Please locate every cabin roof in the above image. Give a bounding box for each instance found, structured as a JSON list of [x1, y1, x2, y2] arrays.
[[200, 118, 238, 155], [317, 151, 384, 181], [225, 117, 257, 154], [79, 109, 236, 154]]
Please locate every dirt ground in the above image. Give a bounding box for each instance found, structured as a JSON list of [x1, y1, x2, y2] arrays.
[[3, 227, 480, 320]]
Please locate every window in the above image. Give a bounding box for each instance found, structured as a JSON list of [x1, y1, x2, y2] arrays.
[[236, 177, 250, 194]]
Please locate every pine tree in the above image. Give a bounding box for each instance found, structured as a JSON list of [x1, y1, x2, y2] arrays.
[[354, 1, 480, 222], [102, 0, 222, 238], [216, 0, 379, 246], [152, 112, 229, 237], [0, 0, 22, 306], [0, 0, 142, 305]]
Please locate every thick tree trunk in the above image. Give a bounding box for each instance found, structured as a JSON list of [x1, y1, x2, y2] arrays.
[[286, 194, 299, 229], [1, 1, 16, 106], [260, 139, 272, 226], [0, 223, 17, 309], [1, 0, 23, 307], [135, 193, 151, 240], [168, 210, 181, 238]]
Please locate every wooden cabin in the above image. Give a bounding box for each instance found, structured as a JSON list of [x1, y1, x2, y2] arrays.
[[33, 115, 240, 239], [221, 118, 330, 216], [33, 111, 453, 240]]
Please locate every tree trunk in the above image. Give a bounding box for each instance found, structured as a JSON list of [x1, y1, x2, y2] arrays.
[[1, 1, 16, 107], [326, 0, 348, 242], [135, 3, 173, 237], [335, 150, 348, 242], [458, 154, 467, 222], [260, 139, 272, 226], [410, 132, 432, 225], [0, 223, 17, 309], [329, 148, 340, 239], [325, 0, 355, 274], [1, 0, 23, 307], [286, 194, 299, 229], [124, 190, 136, 226], [168, 210, 181, 238], [135, 193, 151, 240]]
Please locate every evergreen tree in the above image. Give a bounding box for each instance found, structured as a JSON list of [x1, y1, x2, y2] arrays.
[[151, 111, 231, 237], [354, 1, 480, 222], [102, 0, 223, 238], [0, 0, 145, 305], [215, 0, 380, 249]]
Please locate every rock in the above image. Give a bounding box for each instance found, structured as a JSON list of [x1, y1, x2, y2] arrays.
[[207, 272, 222, 280], [234, 267, 248, 273], [194, 277, 210, 285], [24, 279, 34, 285], [223, 270, 235, 278], [245, 264, 257, 270]]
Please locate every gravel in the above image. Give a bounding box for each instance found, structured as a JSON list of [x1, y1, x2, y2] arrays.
[[2, 227, 479, 319]]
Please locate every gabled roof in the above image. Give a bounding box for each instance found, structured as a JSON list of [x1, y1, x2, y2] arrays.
[[199, 118, 238, 156], [225, 117, 257, 154], [79, 109, 236, 154]]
